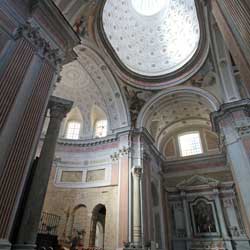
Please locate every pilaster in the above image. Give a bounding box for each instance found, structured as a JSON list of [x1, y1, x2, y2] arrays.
[[211, 99, 250, 236]]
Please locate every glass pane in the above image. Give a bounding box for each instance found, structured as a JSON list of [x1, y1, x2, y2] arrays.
[[179, 132, 202, 157], [66, 121, 80, 140]]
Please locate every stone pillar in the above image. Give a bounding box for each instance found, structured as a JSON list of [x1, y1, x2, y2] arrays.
[[14, 96, 73, 249], [132, 166, 143, 247], [211, 99, 250, 236], [211, 0, 250, 93], [212, 189, 232, 250]]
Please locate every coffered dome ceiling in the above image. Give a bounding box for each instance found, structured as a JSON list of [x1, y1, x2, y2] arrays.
[[102, 0, 201, 78]]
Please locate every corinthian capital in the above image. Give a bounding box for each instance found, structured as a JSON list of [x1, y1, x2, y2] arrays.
[[49, 96, 73, 120]]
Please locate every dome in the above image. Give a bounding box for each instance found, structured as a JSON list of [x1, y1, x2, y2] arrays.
[[102, 0, 200, 77]]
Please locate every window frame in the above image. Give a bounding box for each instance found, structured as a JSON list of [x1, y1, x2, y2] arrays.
[[178, 131, 203, 157], [65, 120, 81, 140], [94, 119, 108, 138]]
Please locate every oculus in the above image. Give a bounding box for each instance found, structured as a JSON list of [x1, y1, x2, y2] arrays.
[[131, 0, 168, 16]]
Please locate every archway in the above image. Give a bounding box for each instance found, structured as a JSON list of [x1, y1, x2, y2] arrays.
[[89, 204, 106, 249]]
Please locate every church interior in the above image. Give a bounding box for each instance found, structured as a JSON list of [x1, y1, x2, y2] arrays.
[[1, 1, 250, 250]]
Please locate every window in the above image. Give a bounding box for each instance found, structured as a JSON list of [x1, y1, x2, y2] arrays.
[[66, 121, 80, 139], [95, 120, 107, 138], [178, 132, 203, 157]]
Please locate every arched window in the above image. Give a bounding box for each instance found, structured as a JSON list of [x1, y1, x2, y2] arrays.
[[66, 121, 81, 140], [178, 131, 203, 157], [95, 120, 107, 138]]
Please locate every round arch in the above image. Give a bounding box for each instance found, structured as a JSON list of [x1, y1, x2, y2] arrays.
[[136, 86, 221, 129]]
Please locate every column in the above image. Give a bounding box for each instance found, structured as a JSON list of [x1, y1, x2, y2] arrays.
[[211, 0, 250, 93], [211, 99, 250, 236], [132, 166, 143, 247], [14, 96, 73, 250]]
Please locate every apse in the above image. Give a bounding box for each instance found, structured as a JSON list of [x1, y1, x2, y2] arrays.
[[102, 0, 200, 77]]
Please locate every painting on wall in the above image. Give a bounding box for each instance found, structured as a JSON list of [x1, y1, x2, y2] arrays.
[[190, 198, 220, 237]]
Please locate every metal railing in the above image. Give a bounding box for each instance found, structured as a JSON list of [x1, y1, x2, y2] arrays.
[[38, 212, 60, 235]]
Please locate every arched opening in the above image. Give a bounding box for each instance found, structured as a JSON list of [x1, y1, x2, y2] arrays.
[[62, 106, 84, 140], [89, 204, 106, 249], [69, 204, 88, 248], [91, 105, 108, 138]]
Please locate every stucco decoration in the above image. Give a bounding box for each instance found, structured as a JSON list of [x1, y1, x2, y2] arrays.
[[54, 44, 129, 139], [102, 0, 200, 77]]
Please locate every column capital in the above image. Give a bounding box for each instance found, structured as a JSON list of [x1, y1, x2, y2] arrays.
[[49, 96, 73, 120]]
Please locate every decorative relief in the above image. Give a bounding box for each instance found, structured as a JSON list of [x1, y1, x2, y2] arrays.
[[110, 146, 130, 161], [176, 175, 219, 190], [124, 86, 146, 127], [223, 198, 234, 208], [133, 166, 143, 177], [16, 22, 63, 69]]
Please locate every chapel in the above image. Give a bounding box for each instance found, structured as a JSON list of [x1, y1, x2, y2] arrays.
[[1, 1, 250, 250]]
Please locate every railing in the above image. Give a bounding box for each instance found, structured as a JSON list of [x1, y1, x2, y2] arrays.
[[38, 212, 60, 235]]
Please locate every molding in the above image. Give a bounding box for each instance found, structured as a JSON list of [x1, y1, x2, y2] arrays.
[[164, 152, 226, 166], [177, 175, 219, 190], [54, 164, 112, 189]]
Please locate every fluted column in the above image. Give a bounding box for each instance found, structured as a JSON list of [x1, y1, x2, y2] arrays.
[[132, 166, 143, 247], [14, 96, 73, 250]]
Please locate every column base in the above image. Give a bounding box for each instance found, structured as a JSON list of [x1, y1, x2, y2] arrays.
[[0, 240, 11, 250], [12, 243, 36, 250]]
